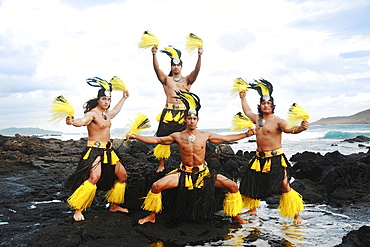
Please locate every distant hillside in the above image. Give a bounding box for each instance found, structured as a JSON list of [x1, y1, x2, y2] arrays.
[[311, 108, 370, 125], [0, 127, 63, 136]]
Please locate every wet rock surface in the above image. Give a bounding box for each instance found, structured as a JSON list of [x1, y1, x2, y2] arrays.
[[0, 134, 369, 246]]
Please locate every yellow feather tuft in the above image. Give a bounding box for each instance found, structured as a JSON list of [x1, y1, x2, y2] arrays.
[[251, 80, 270, 96], [185, 33, 203, 54], [138, 30, 159, 49], [110, 76, 127, 91], [231, 112, 254, 131], [48, 95, 75, 123], [231, 77, 249, 97], [286, 103, 310, 128], [86, 77, 110, 90], [127, 113, 151, 135]]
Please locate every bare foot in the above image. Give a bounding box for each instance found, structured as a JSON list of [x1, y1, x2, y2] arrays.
[[109, 203, 129, 213], [156, 164, 165, 173], [241, 208, 257, 215], [294, 214, 303, 225], [73, 209, 85, 221], [138, 212, 156, 225], [232, 215, 249, 224]]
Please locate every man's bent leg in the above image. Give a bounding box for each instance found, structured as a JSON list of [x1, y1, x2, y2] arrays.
[[107, 161, 129, 213], [138, 190, 162, 224], [214, 175, 248, 224], [138, 173, 180, 224]]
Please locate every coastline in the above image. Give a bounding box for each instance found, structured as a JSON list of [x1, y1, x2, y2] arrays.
[[1, 134, 369, 246]]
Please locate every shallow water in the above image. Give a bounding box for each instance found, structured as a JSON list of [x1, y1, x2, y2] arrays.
[[197, 202, 369, 247]]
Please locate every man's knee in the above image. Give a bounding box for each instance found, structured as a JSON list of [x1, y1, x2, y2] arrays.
[[151, 182, 161, 193]]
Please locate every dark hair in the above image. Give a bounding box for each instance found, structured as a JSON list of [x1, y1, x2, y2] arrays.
[[83, 97, 110, 114]]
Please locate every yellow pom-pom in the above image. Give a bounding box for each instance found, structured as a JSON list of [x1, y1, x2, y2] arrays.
[[48, 95, 75, 123], [138, 30, 159, 49], [231, 112, 254, 131], [110, 76, 127, 91], [231, 77, 249, 97], [185, 33, 203, 54], [287, 103, 310, 128], [127, 113, 151, 135]]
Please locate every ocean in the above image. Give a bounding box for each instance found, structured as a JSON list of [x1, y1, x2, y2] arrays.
[[48, 124, 370, 246]]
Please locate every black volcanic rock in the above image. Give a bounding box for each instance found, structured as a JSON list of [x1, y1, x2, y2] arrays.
[[1, 134, 369, 246]]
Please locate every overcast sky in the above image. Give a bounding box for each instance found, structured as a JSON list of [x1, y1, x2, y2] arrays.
[[1, 0, 369, 134]]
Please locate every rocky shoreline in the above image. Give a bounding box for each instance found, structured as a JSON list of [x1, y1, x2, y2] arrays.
[[0, 134, 369, 246]]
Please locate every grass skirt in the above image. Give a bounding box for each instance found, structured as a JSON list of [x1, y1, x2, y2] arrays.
[[155, 108, 186, 137], [65, 147, 123, 191], [239, 154, 291, 200], [162, 168, 219, 221]]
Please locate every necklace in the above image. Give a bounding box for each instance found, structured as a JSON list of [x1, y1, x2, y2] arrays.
[[173, 76, 181, 82], [102, 112, 107, 120], [258, 119, 266, 127], [188, 134, 196, 143]]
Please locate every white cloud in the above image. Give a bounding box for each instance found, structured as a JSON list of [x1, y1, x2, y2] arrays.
[[0, 0, 370, 133]]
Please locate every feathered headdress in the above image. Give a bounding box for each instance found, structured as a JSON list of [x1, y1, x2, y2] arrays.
[[249, 78, 274, 103], [138, 30, 159, 49], [175, 91, 201, 117], [286, 103, 310, 128], [161, 46, 182, 65], [48, 95, 75, 123], [185, 33, 203, 55], [86, 76, 127, 97], [231, 77, 249, 97], [231, 112, 254, 131]]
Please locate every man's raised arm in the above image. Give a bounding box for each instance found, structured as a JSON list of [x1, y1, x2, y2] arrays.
[[110, 91, 129, 118], [239, 91, 257, 123], [152, 46, 167, 83], [187, 47, 203, 84]]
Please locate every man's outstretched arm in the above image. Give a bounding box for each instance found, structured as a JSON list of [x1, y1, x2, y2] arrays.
[[208, 130, 254, 143], [126, 133, 175, 145]]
